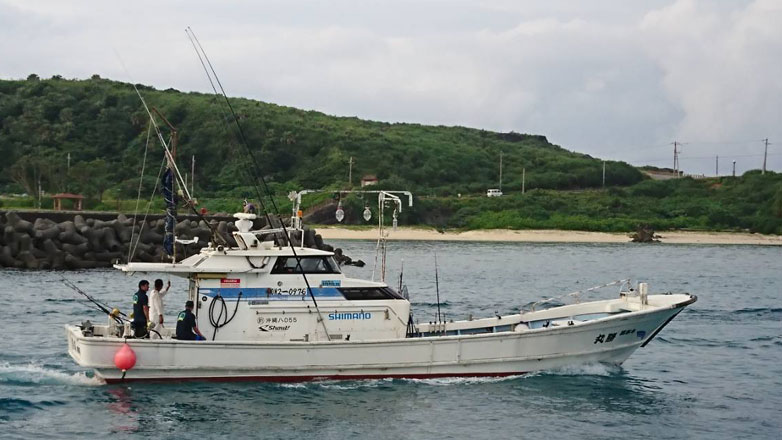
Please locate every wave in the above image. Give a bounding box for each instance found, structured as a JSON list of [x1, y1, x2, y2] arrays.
[[732, 307, 782, 316], [542, 363, 624, 377], [0, 397, 40, 413], [411, 301, 452, 308], [0, 362, 104, 386], [685, 307, 782, 322]]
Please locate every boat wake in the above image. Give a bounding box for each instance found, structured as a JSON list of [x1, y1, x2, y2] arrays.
[[277, 375, 530, 389], [401, 374, 530, 386], [0, 362, 104, 386], [278, 378, 394, 390], [543, 363, 624, 377]]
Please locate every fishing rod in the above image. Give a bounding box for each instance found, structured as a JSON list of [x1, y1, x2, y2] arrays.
[[184, 27, 331, 341], [434, 253, 442, 323], [61, 278, 125, 324]]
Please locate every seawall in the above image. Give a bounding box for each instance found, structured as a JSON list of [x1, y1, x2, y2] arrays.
[[0, 210, 336, 270]]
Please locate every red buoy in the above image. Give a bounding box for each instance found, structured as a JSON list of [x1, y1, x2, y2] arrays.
[[114, 343, 136, 372]]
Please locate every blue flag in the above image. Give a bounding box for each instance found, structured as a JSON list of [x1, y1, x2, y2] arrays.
[[162, 168, 176, 256]]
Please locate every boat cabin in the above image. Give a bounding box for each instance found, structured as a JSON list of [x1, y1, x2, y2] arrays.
[[116, 217, 411, 343]]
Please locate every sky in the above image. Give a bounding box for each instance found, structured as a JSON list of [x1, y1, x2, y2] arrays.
[[1, 0, 780, 176]]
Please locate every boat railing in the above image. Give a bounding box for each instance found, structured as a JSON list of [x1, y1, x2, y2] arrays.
[[526, 279, 631, 312]]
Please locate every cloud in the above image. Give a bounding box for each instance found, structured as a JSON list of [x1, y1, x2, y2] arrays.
[[0, 0, 778, 175]]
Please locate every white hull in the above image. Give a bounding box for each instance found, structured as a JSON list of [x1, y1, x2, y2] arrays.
[[67, 294, 695, 383]]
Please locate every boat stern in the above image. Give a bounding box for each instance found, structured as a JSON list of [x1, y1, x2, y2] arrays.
[[65, 325, 87, 366]]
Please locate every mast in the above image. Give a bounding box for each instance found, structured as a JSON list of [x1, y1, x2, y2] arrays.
[[153, 108, 179, 261]]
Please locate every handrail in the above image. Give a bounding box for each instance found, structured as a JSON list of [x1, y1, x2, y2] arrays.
[[527, 279, 631, 312]]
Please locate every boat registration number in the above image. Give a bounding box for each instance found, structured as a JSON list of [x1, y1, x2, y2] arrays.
[[266, 287, 307, 296], [594, 328, 641, 344]]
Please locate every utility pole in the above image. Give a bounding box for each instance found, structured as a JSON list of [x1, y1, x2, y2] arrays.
[[602, 161, 606, 188], [348, 156, 354, 187], [716, 155, 719, 176], [522, 168, 526, 194], [66, 152, 70, 192], [499, 152, 503, 191], [673, 141, 679, 178], [191, 155, 195, 195], [763, 138, 769, 175], [732, 160, 736, 177]]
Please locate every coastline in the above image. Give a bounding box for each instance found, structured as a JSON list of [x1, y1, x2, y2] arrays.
[[316, 227, 782, 246]]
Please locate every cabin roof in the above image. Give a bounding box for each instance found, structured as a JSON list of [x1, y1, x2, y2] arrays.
[[115, 245, 335, 274]]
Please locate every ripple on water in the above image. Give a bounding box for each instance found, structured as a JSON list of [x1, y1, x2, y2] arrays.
[[0, 362, 104, 387]]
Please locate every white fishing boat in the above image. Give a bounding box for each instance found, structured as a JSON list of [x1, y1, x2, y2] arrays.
[[66, 207, 696, 383], [66, 35, 695, 383]]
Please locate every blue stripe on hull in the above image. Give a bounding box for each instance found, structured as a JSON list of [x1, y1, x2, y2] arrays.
[[198, 287, 344, 300]]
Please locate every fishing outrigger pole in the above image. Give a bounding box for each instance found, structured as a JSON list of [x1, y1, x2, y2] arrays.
[[61, 278, 126, 324]]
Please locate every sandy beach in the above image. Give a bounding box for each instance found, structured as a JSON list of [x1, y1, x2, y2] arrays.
[[316, 227, 782, 246]]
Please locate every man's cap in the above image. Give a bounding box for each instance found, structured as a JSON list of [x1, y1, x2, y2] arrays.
[[185, 300, 194, 308]]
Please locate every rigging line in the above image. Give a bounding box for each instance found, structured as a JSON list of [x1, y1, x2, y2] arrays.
[[128, 121, 153, 263], [186, 28, 283, 218], [184, 28, 275, 229], [128, 158, 166, 262], [186, 26, 331, 341], [183, 29, 269, 218], [116, 52, 227, 247]]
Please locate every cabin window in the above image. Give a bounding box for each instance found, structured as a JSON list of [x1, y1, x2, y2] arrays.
[[339, 287, 404, 300], [271, 256, 341, 274]]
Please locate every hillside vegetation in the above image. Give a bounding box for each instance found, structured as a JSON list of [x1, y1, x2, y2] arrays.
[[1, 75, 781, 235], [0, 75, 641, 201]]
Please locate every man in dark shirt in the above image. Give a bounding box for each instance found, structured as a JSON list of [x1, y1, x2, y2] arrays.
[[133, 280, 150, 338], [176, 300, 204, 341]]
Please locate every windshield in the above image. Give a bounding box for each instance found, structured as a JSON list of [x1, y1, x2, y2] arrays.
[[271, 256, 341, 274]]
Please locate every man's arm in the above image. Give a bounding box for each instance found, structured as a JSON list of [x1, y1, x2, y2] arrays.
[[143, 305, 149, 321], [193, 324, 204, 338], [161, 281, 171, 297]]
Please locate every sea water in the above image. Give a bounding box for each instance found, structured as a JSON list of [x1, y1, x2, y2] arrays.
[[1, 241, 780, 439]]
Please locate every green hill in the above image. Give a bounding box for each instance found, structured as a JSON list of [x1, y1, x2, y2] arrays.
[[0, 75, 642, 200], [1, 75, 780, 235]]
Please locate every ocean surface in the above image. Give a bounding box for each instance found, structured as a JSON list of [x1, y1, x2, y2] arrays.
[[1, 240, 780, 439]]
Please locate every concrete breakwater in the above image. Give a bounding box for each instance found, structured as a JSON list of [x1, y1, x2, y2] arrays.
[[0, 211, 342, 270]]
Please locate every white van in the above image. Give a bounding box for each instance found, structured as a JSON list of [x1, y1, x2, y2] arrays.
[[486, 189, 503, 197]]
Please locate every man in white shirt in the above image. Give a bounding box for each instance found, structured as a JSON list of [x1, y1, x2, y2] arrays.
[[148, 279, 170, 339]]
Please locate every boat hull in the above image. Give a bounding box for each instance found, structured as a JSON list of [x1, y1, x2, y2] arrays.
[[67, 294, 695, 383]]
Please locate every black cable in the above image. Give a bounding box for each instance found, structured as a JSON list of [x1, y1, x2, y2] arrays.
[[208, 292, 242, 341]]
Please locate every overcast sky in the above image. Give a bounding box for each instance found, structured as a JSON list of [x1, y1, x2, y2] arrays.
[[1, 0, 780, 175]]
